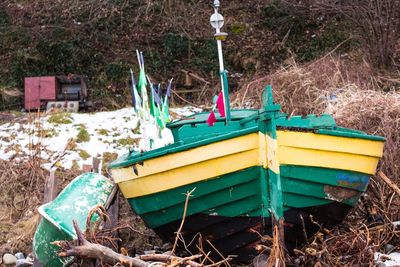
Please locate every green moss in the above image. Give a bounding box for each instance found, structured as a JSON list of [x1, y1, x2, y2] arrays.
[[73, 123, 86, 128], [37, 128, 58, 138], [96, 129, 109, 136], [76, 127, 90, 143], [48, 112, 73, 124], [115, 137, 138, 146], [78, 149, 91, 160], [231, 23, 246, 35], [112, 132, 121, 137]]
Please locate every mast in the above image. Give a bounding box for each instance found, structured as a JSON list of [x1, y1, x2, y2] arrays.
[[210, 0, 231, 124]]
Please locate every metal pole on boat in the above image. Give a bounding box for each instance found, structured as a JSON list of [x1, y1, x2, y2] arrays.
[[210, 0, 231, 124]]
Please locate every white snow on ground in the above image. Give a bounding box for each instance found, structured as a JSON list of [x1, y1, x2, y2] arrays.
[[375, 252, 400, 266], [170, 106, 202, 117], [0, 106, 199, 170]]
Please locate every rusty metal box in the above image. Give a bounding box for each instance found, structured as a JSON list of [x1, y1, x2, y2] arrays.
[[24, 76, 58, 110]]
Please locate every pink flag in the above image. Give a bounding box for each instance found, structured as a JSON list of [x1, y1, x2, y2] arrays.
[[216, 91, 225, 118], [207, 110, 217, 126]]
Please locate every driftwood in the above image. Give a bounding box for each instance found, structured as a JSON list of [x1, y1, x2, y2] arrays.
[[54, 221, 148, 267], [54, 220, 205, 267]]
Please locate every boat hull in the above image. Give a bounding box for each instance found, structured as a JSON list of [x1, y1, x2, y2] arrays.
[[121, 163, 368, 261], [110, 127, 384, 261]]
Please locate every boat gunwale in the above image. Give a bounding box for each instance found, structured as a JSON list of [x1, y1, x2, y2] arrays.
[[109, 123, 384, 169]]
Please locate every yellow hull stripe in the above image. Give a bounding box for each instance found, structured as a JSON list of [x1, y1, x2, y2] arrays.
[[277, 131, 384, 158], [266, 135, 280, 174], [278, 146, 380, 175], [116, 149, 259, 198], [112, 131, 383, 198], [113, 133, 259, 184]]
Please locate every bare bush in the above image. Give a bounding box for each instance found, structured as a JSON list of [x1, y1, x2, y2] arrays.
[[285, 0, 400, 68]]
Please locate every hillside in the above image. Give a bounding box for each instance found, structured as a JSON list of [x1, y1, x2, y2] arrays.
[[0, 0, 365, 108]]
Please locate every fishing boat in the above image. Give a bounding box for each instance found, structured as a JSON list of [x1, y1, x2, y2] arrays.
[[109, 1, 385, 262]]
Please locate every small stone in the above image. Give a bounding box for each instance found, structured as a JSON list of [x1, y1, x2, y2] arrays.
[[161, 243, 172, 251], [253, 254, 268, 267], [2, 253, 17, 267], [16, 259, 33, 267], [385, 244, 395, 254], [14, 253, 24, 260]]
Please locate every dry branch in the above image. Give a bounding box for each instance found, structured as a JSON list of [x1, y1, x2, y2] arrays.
[[378, 171, 400, 197], [54, 220, 206, 267], [172, 187, 196, 254]]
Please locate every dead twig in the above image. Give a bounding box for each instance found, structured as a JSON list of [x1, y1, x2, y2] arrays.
[[172, 187, 196, 254], [378, 171, 400, 197]]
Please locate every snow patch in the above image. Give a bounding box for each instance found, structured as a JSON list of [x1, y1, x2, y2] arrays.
[[0, 107, 199, 170]]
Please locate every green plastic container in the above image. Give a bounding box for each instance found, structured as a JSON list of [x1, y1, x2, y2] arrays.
[[33, 172, 115, 267]]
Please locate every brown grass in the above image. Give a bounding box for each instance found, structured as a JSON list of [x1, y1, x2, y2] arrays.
[[0, 157, 81, 255]]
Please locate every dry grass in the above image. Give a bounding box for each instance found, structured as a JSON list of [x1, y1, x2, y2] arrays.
[[0, 158, 83, 255], [234, 54, 400, 266], [0, 158, 46, 254]]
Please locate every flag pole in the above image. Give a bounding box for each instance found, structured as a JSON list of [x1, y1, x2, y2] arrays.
[[210, 0, 231, 124]]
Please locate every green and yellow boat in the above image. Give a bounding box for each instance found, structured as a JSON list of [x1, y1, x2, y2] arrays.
[[109, 87, 384, 261], [108, 1, 384, 261]]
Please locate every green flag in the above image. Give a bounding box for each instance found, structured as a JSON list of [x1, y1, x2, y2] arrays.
[[155, 105, 165, 128], [138, 68, 147, 94], [162, 97, 171, 123], [137, 68, 149, 115]]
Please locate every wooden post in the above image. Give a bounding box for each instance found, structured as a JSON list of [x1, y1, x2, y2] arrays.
[[92, 157, 101, 174], [44, 170, 57, 203]]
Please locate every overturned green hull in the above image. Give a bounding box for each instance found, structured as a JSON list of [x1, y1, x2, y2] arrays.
[[33, 173, 114, 267]]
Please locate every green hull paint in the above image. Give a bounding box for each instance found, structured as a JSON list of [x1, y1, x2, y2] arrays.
[[33, 173, 115, 267], [130, 167, 263, 228], [127, 165, 370, 229]]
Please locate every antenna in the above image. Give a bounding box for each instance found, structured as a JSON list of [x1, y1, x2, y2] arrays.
[[209, 0, 231, 124]]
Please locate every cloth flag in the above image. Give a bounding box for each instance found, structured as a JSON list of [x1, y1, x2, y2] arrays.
[[216, 91, 225, 118], [149, 83, 157, 117], [166, 78, 173, 97], [130, 69, 141, 111], [157, 84, 162, 99], [138, 68, 147, 93], [156, 105, 165, 129], [162, 97, 170, 123], [207, 110, 217, 126], [137, 65, 149, 120], [152, 86, 162, 106]]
